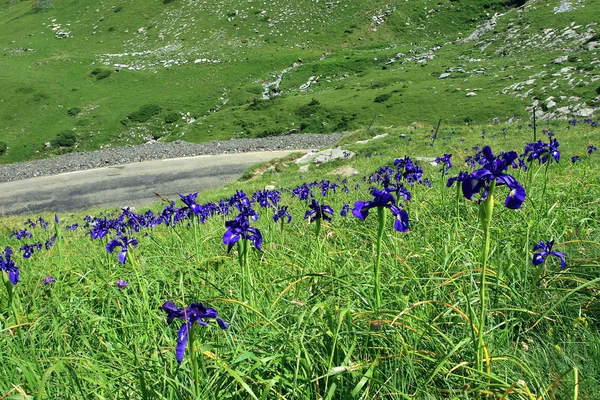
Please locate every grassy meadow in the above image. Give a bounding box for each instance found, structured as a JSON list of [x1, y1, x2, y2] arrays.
[[1, 119, 599, 399], [1, 0, 598, 163]]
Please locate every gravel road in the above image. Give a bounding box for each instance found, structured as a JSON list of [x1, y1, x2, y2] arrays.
[[0, 133, 346, 183]]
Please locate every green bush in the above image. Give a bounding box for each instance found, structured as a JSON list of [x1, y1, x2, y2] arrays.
[[297, 98, 321, 118], [33, 92, 49, 102], [113, 6, 123, 12], [164, 112, 180, 124], [374, 93, 392, 103], [163, 0, 176, 3], [595, 86, 600, 95], [67, 107, 81, 116], [90, 68, 113, 80], [52, 131, 77, 147], [0, 141, 7, 155], [126, 104, 162, 123]]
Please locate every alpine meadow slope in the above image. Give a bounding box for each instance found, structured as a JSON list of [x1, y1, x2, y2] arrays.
[[0, 0, 598, 164]]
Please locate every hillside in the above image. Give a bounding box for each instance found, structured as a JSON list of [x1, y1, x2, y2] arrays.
[[0, 0, 598, 163]]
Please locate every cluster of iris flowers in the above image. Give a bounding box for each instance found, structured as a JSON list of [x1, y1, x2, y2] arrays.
[[7, 142, 592, 364]]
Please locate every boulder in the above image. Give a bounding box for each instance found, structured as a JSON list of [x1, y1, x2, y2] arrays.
[[326, 166, 359, 177], [296, 148, 356, 166]]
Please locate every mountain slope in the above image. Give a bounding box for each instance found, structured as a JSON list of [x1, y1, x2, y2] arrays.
[[0, 0, 598, 163]]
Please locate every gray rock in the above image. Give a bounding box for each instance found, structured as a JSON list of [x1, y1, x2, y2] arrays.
[[439, 73, 451, 79], [299, 165, 310, 173], [574, 108, 595, 117], [326, 166, 359, 177], [552, 55, 569, 64], [466, 92, 477, 97]]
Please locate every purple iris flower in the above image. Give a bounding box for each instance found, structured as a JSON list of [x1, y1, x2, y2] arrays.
[[20, 242, 42, 259], [532, 240, 566, 269], [66, 224, 79, 231], [45, 235, 56, 250], [292, 183, 314, 200], [44, 276, 55, 285], [10, 229, 33, 240], [522, 139, 560, 164], [588, 145, 597, 155], [37, 217, 49, 229], [435, 154, 453, 174], [252, 189, 281, 208], [571, 156, 581, 163], [222, 215, 263, 252], [394, 156, 425, 185], [304, 199, 334, 223], [179, 193, 203, 215], [1, 247, 19, 285], [116, 279, 129, 290], [339, 203, 350, 217], [160, 301, 229, 364], [352, 187, 409, 232], [106, 235, 138, 264], [273, 206, 292, 223], [446, 171, 469, 188], [462, 146, 526, 209]]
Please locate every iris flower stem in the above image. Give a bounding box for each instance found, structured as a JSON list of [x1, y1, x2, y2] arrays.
[[455, 184, 461, 231], [541, 158, 551, 213], [243, 239, 254, 307], [440, 169, 446, 210], [54, 222, 63, 262], [236, 241, 245, 301], [315, 218, 322, 239], [128, 250, 148, 308], [188, 323, 200, 396], [476, 180, 495, 375], [1, 272, 20, 338], [374, 206, 386, 311], [192, 214, 201, 264]]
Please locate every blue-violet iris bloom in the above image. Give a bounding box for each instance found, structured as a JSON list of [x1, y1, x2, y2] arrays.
[[532, 240, 566, 269], [1, 247, 19, 285], [106, 236, 138, 264], [462, 146, 526, 209], [304, 200, 334, 223], [352, 187, 409, 232], [160, 301, 229, 364]]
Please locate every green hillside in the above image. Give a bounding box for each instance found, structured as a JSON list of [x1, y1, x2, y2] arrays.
[[0, 0, 598, 163]]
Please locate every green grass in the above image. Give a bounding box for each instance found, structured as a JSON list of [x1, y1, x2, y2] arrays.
[[1, 120, 599, 399], [1, 0, 598, 164]]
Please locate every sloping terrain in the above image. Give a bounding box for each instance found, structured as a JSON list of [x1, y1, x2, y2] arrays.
[[0, 0, 598, 163]]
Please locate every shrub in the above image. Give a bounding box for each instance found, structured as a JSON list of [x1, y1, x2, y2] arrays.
[[33, 92, 49, 102], [67, 107, 81, 116], [297, 98, 321, 118], [596, 86, 600, 95], [0, 141, 7, 156], [113, 6, 123, 12], [52, 131, 77, 147], [90, 68, 113, 80], [246, 98, 272, 111], [374, 93, 392, 103], [126, 104, 162, 123], [163, 0, 176, 3], [164, 112, 180, 124]]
